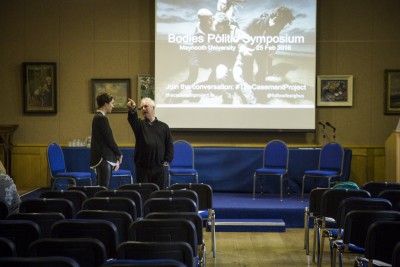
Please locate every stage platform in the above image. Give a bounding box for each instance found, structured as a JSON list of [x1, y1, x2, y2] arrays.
[[212, 192, 308, 232]]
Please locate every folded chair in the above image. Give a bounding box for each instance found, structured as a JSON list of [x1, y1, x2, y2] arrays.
[[47, 143, 92, 189], [361, 181, 400, 197], [68, 185, 107, 198], [103, 259, 186, 267], [169, 183, 216, 258], [118, 183, 160, 208], [116, 241, 193, 267], [29, 238, 106, 267], [0, 236, 16, 257], [128, 218, 198, 266], [355, 221, 400, 267], [19, 198, 75, 219], [303, 188, 330, 261], [0, 256, 80, 267], [145, 212, 205, 266], [82, 197, 137, 221], [0, 220, 41, 256], [40, 189, 87, 212], [150, 189, 199, 208], [50, 219, 119, 259], [143, 197, 198, 217], [253, 140, 289, 201], [76, 209, 134, 242], [7, 212, 65, 238], [377, 189, 400, 210], [94, 189, 143, 218]]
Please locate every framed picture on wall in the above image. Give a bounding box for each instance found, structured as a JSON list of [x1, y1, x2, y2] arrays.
[[91, 78, 131, 113], [22, 62, 57, 114], [138, 75, 155, 101], [317, 75, 353, 107], [384, 69, 400, 114]]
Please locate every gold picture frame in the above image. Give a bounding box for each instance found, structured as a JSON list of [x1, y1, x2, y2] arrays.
[[91, 78, 131, 113], [23, 62, 57, 114], [317, 75, 353, 107], [138, 75, 155, 100], [384, 69, 400, 114]]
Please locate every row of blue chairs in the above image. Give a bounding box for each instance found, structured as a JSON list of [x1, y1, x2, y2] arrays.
[[48, 140, 199, 190], [253, 140, 346, 201]]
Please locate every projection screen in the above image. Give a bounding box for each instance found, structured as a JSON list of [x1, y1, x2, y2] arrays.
[[155, 0, 317, 131]]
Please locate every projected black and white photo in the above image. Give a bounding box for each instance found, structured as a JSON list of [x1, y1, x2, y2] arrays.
[[156, 0, 316, 130]]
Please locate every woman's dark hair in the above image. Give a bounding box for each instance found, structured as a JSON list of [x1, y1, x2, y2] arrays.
[[96, 92, 113, 108]]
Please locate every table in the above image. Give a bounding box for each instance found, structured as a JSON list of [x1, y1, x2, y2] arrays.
[[62, 147, 352, 194]]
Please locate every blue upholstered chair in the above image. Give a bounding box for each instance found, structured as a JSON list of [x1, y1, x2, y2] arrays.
[[168, 140, 198, 187], [111, 169, 133, 187], [253, 140, 289, 201], [47, 143, 92, 189], [301, 142, 344, 200]]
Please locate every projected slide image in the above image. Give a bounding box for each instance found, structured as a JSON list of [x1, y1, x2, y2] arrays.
[[156, 0, 316, 107]]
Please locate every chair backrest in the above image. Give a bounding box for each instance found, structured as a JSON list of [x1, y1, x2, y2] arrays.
[[118, 183, 160, 205], [170, 140, 195, 168], [40, 190, 87, 212], [342, 210, 400, 248], [0, 199, 8, 219], [145, 212, 203, 245], [362, 181, 400, 198], [364, 221, 400, 264], [50, 219, 119, 259], [0, 220, 41, 256], [116, 241, 193, 267], [377, 189, 400, 209], [47, 143, 66, 176], [29, 238, 106, 267], [68, 186, 107, 198], [150, 189, 199, 208], [7, 212, 65, 238], [144, 197, 197, 216], [335, 197, 392, 229], [103, 259, 186, 267], [82, 197, 137, 220], [19, 198, 75, 219], [94, 189, 143, 218], [263, 140, 289, 169], [128, 218, 197, 256], [393, 241, 400, 267], [76, 210, 133, 242], [319, 189, 370, 221], [319, 142, 344, 173], [308, 188, 330, 214], [0, 236, 17, 257], [0, 256, 80, 267], [169, 183, 213, 211]]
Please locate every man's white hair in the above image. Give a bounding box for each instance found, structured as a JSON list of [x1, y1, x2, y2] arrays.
[[141, 97, 156, 107]]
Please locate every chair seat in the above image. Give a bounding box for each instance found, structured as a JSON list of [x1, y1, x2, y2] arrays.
[[169, 168, 197, 175], [55, 172, 91, 179], [304, 170, 339, 177], [198, 210, 209, 219], [255, 168, 286, 175], [112, 170, 131, 176], [336, 241, 366, 254]]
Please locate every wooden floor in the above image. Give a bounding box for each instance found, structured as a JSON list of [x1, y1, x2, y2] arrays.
[[204, 228, 357, 267]]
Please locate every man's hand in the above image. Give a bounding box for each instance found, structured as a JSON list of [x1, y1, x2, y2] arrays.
[[127, 98, 136, 109], [114, 161, 120, 171]]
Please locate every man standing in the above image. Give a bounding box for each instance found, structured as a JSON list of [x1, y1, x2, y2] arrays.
[[127, 97, 173, 189]]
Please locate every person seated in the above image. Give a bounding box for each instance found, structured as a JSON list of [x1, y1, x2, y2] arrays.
[[0, 160, 21, 215]]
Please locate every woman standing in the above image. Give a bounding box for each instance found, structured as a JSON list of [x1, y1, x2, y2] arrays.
[[90, 92, 122, 188]]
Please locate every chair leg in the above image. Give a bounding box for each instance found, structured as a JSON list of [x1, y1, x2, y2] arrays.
[[304, 207, 309, 252], [210, 209, 216, 258], [279, 174, 283, 201], [301, 175, 306, 201], [195, 173, 199, 184], [253, 173, 257, 200]]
